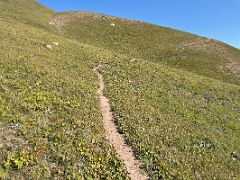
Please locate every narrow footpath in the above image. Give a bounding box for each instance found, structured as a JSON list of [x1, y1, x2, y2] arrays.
[[93, 65, 148, 180]]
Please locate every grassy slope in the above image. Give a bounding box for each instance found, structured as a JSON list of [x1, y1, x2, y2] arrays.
[[54, 11, 240, 85], [102, 60, 240, 179], [54, 11, 240, 179], [0, 0, 240, 179], [0, 2, 128, 179], [0, 0, 54, 30]]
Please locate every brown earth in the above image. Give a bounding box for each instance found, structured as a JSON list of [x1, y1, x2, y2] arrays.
[[93, 65, 148, 180]]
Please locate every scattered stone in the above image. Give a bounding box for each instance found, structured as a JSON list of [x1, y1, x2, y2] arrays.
[[130, 58, 136, 63], [53, 42, 59, 46], [10, 123, 21, 129], [6, 142, 13, 148], [111, 23, 116, 27], [231, 150, 240, 162], [65, 131, 73, 137], [179, 38, 240, 77], [227, 61, 240, 76], [51, 12, 135, 29], [50, 163, 57, 170], [46, 44, 52, 49]]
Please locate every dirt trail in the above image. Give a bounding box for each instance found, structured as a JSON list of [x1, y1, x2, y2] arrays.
[[93, 65, 148, 180]]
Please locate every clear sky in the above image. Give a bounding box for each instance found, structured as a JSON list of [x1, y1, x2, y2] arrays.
[[38, 0, 240, 48]]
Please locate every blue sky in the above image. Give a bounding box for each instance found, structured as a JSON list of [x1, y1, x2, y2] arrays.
[[38, 0, 240, 48]]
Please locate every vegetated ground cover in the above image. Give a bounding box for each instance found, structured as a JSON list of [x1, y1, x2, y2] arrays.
[[53, 12, 240, 85], [0, 18, 129, 179], [0, 0, 54, 30], [1, 0, 240, 179], [102, 60, 240, 179]]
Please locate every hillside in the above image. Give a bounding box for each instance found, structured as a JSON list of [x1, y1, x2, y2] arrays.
[[51, 11, 240, 85], [103, 61, 240, 179], [0, 0, 54, 30], [0, 0, 240, 179]]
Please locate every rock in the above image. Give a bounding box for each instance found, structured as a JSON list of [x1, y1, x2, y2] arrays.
[[111, 23, 116, 27], [65, 131, 73, 137], [53, 42, 59, 46], [231, 151, 240, 162], [46, 44, 52, 49], [130, 58, 136, 63]]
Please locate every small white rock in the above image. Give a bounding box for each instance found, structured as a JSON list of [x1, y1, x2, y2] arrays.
[[46, 44, 52, 49], [111, 23, 116, 27], [130, 58, 136, 63], [53, 42, 59, 46]]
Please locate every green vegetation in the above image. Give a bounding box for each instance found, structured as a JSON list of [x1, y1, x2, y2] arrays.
[[0, 17, 127, 179], [54, 11, 240, 85], [102, 60, 240, 179], [0, 0, 240, 179], [0, 0, 54, 30]]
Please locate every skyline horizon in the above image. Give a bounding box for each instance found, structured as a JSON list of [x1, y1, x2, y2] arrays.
[[38, 0, 240, 49]]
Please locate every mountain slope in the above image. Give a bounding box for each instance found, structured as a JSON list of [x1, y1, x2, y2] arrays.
[[0, 0, 54, 29], [51, 11, 240, 85], [103, 60, 240, 179], [0, 0, 240, 179], [0, 8, 128, 180]]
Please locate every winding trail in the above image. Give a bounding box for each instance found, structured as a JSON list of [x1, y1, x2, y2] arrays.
[[93, 65, 148, 180]]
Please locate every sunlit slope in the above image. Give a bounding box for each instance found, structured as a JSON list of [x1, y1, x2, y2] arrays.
[[0, 18, 128, 179], [52, 11, 240, 85], [102, 60, 240, 179], [0, 0, 54, 29], [1, 0, 240, 179]]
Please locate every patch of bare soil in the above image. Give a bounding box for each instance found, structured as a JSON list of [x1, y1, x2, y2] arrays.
[[227, 61, 240, 76], [179, 38, 240, 76], [93, 65, 148, 180], [179, 38, 227, 56], [50, 11, 138, 29]]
